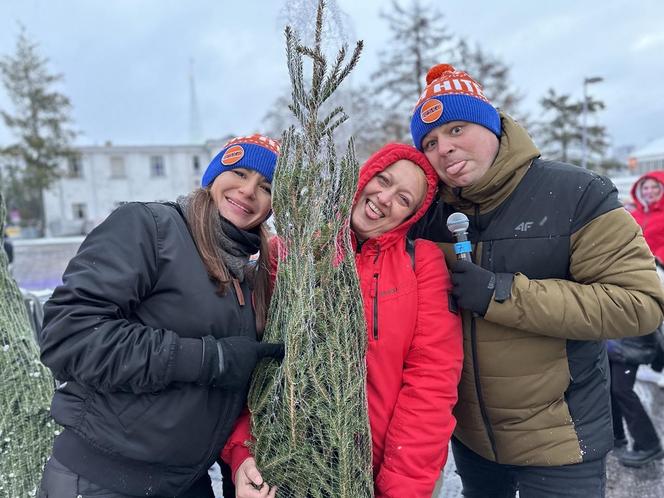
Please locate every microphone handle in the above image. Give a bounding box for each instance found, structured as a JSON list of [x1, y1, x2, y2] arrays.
[[450, 231, 479, 317], [457, 251, 472, 262], [453, 232, 472, 262]]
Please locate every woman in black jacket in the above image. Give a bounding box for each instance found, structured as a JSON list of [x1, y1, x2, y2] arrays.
[[38, 134, 284, 498]]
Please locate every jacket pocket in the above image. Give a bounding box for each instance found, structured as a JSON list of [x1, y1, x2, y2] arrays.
[[50, 381, 90, 429]]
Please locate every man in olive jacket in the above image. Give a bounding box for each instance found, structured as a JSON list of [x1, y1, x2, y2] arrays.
[[408, 64, 664, 497]]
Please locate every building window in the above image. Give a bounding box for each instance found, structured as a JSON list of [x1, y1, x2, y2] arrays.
[[67, 156, 83, 178], [72, 203, 87, 220], [110, 156, 126, 178], [192, 155, 201, 173], [150, 155, 166, 177]]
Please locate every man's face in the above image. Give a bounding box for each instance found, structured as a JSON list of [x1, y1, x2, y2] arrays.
[[421, 121, 499, 188]]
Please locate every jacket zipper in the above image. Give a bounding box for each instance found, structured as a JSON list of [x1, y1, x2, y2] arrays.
[[470, 239, 500, 462], [372, 273, 379, 340], [180, 281, 249, 492], [461, 195, 500, 461], [371, 245, 380, 341], [178, 282, 251, 493]]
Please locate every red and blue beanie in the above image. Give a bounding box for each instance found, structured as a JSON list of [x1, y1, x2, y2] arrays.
[[201, 134, 280, 187], [410, 64, 501, 151]]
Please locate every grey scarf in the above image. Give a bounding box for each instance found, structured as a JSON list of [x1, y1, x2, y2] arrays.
[[177, 194, 261, 282]]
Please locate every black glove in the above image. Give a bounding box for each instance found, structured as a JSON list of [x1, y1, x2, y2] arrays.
[[450, 260, 497, 316], [209, 336, 285, 391]]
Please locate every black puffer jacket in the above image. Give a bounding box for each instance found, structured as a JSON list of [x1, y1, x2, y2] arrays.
[[40, 202, 257, 496]]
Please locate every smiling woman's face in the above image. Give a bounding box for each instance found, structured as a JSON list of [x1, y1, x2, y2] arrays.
[[641, 178, 663, 206], [351, 159, 427, 242], [209, 168, 272, 230]]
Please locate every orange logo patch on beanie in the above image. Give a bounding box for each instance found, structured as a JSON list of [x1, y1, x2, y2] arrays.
[[221, 145, 245, 166], [420, 98, 443, 124]]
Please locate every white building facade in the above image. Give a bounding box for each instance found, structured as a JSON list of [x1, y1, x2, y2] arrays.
[[628, 137, 664, 176], [43, 140, 227, 236]]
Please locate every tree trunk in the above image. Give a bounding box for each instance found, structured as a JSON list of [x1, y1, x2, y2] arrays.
[[0, 191, 55, 497], [38, 187, 46, 237]]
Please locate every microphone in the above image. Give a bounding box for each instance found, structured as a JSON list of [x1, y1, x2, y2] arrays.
[[446, 212, 472, 262]]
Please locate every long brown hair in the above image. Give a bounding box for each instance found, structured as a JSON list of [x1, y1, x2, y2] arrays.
[[186, 187, 271, 334]]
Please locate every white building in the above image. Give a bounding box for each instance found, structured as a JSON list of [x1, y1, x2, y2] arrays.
[[628, 137, 664, 175], [43, 139, 228, 236], [609, 174, 639, 205]]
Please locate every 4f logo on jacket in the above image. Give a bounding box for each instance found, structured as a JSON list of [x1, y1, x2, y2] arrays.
[[515, 216, 548, 232], [514, 221, 534, 232]]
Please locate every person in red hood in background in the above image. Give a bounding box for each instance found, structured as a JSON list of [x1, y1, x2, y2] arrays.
[[223, 143, 463, 498], [630, 171, 664, 263], [606, 172, 664, 468]]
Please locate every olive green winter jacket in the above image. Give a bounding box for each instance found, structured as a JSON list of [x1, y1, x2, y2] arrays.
[[411, 114, 664, 466]]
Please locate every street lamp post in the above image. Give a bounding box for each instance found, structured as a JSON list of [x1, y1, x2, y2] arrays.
[[581, 76, 603, 169]]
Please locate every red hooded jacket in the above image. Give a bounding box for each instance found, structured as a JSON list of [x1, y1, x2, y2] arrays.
[[222, 143, 463, 498], [630, 170, 664, 262]]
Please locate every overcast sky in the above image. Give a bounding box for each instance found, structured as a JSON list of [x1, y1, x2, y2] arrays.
[[0, 0, 662, 153]]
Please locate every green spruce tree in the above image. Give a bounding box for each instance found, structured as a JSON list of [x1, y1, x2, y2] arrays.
[[247, 2, 374, 497], [455, 40, 526, 124], [0, 27, 78, 235], [536, 88, 608, 167], [371, 0, 455, 142], [0, 190, 56, 497]]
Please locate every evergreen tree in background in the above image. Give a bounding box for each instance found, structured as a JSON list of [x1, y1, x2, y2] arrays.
[[0, 27, 77, 235], [265, 0, 528, 156], [536, 88, 608, 168], [248, 1, 374, 496], [371, 0, 454, 142], [537, 89, 582, 163], [455, 40, 526, 124], [0, 190, 56, 497]]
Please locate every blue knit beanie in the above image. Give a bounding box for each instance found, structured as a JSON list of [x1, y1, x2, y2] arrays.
[[201, 134, 279, 187], [410, 64, 501, 151]]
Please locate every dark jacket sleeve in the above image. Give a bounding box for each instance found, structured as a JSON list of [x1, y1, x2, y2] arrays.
[[39, 203, 205, 393], [608, 334, 658, 365]]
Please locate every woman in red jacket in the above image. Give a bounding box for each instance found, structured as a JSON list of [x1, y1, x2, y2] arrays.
[[609, 171, 664, 467], [630, 171, 664, 263], [224, 143, 463, 498]]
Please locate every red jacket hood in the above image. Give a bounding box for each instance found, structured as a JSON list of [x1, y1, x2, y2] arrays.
[[630, 170, 664, 213], [352, 143, 438, 250]]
